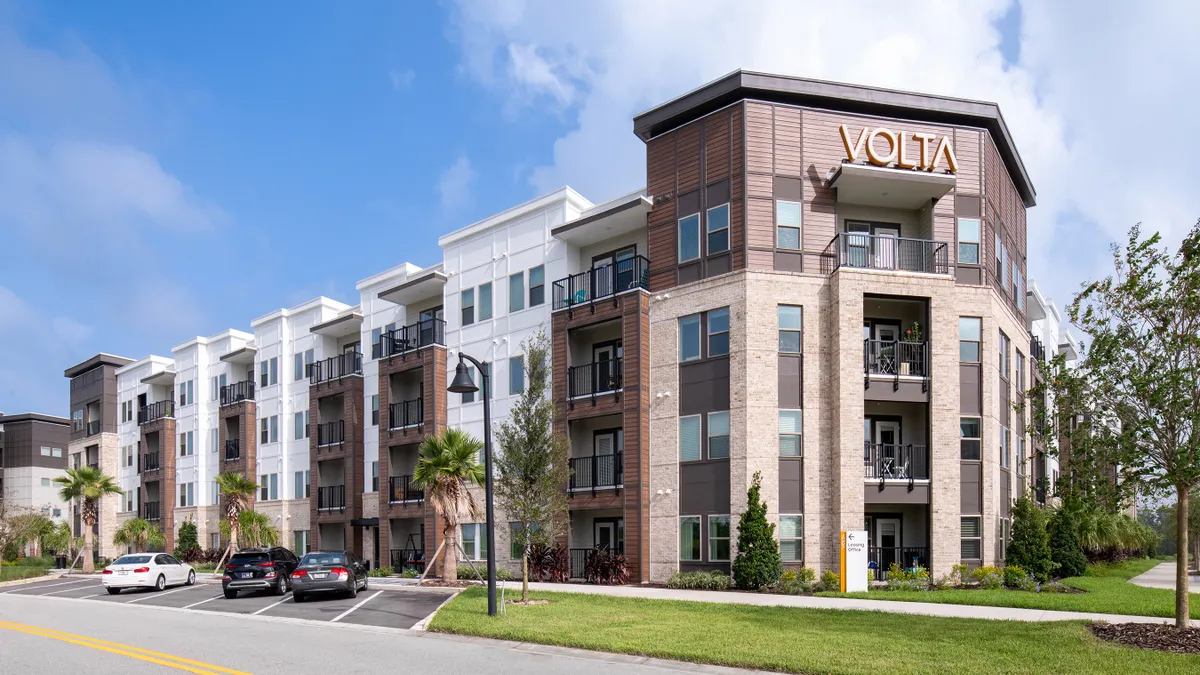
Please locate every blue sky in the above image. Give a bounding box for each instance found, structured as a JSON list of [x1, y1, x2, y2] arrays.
[[3, 1, 1198, 417]]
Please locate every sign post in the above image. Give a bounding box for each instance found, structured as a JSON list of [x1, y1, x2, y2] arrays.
[[840, 530, 869, 593]]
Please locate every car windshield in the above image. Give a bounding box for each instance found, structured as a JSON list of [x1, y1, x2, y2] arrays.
[[113, 555, 152, 565], [229, 552, 270, 565], [301, 553, 345, 566]]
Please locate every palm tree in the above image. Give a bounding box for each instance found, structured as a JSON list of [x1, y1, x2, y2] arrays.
[[112, 517, 165, 553], [220, 510, 280, 549], [53, 467, 121, 574], [213, 472, 259, 569], [413, 428, 485, 582]]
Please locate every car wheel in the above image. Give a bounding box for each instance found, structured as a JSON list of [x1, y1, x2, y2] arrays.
[[106, 588, 121, 595], [274, 575, 287, 596], [186, 570, 196, 586], [223, 589, 237, 599], [155, 575, 166, 592], [293, 592, 305, 603], [346, 579, 357, 599]]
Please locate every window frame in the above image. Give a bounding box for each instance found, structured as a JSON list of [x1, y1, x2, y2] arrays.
[[961, 516, 982, 560], [708, 515, 731, 561], [478, 282, 493, 321], [528, 265, 545, 307], [509, 271, 525, 313], [371, 395, 379, 426], [957, 217, 981, 265], [776, 200, 802, 250], [778, 305, 802, 353], [960, 417, 982, 461], [461, 288, 475, 326], [371, 461, 379, 492], [707, 411, 730, 459], [679, 314, 702, 362], [779, 514, 804, 562], [460, 523, 489, 561], [959, 317, 982, 362], [678, 213, 701, 263], [779, 410, 803, 457], [706, 202, 730, 255], [707, 308, 730, 357], [508, 356, 524, 395], [679, 415, 702, 462], [679, 516, 702, 562]]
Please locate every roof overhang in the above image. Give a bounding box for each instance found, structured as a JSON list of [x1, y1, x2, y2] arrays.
[[830, 163, 955, 209], [0, 412, 70, 426], [220, 346, 257, 366], [1025, 283, 1049, 322], [552, 194, 652, 247], [378, 270, 447, 306], [64, 353, 134, 378], [141, 369, 177, 387], [310, 312, 364, 338], [1060, 334, 1081, 361]]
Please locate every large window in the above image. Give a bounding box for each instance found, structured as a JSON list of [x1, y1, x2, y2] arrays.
[[293, 411, 309, 440], [678, 214, 700, 262], [178, 482, 195, 507], [778, 305, 802, 353], [178, 431, 194, 457], [294, 470, 310, 499], [707, 412, 730, 459], [708, 516, 731, 561], [679, 517, 701, 561], [178, 380, 194, 406], [509, 272, 525, 313], [679, 315, 702, 361], [780, 515, 803, 562], [961, 516, 982, 559], [260, 415, 278, 444], [478, 282, 493, 321], [528, 266, 545, 307], [259, 473, 279, 501], [708, 308, 730, 356], [461, 288, 475, 326], [960, 417, 981, 460], [460, 523, 489, 561], [777, 201, 801, 250], [706, 203, 730, 254], [679, 415, 701, 461], [509, 356, 524, 395], [959, 317, 982, 362], [259, 357, 278, 388], [958, 218, 980, 264], [294, 349, 314, 381]]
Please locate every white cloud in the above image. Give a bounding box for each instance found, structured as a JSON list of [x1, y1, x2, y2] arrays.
[[446, 0, 1200, 318], [389, 68, 415, 91], [437, 156, 477, 211]]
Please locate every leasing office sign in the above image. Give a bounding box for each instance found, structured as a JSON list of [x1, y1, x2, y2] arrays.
[[839, 124, 958, 173]]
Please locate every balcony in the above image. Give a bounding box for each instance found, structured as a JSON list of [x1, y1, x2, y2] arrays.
[[821, 233, 948, 275], [141, 453, 160, 473], [864, 339, 929, 390], [870, 546, 928, 581], [388, 399, 423, 430], [316, 420, 345, 447], [568, 358, 623, 400], [309, 352, 363, 385], [1030, 336, 1047, 363], [552, 255, 650, 310], [569, 544, 624, 580], [388, 475, 423, 504], [568, 452, 623, 494], [219, 380, 255, 406], [138, 400, 175, 425], [864, 443, 929, 486], [317, 485, 346, 511], [142, 501, 161, 522], [224, 439, 240, 462], [85, 420, 102, 437], [375, 318, 447, 359], [389, 548, 426, 573]]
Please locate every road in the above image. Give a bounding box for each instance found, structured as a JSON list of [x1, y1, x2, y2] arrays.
[[0, 578, 747, 675]]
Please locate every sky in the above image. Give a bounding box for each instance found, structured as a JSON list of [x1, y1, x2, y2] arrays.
[[1, 0, 1199, 416]]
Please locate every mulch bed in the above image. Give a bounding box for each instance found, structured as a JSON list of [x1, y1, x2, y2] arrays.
[[1088, 622, 1200, 654]]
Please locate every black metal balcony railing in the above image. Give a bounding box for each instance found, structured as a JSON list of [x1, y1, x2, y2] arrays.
[[376, 318, 448, 359], [317, 485, 346, 511], [552, 255, 650, 310], [389, 548, 426, 573], [309, 352, 363, 384], [219, 380, 255, 406], [568, 452, 623, 494], [388, 399, 423, 429], [569, 544, 625, 579], [388, 475, 423, 503], [224, 439, 240, 462], [1030, 336, 1047, 363], [316, 420, 345, 447], [864, 443, 930, 487], [142, 501, 161, 522], [864, 340, 929, 384], [568, 358, 623, 399], [85, 420, 102, 437], [870, 546, 929, 581], [821, 232, 949, 275], [138, 400, 175, 425], [141, 453, 160, 472]]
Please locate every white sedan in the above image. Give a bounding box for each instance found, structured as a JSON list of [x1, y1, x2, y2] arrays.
[[102, 553, 196, 594]]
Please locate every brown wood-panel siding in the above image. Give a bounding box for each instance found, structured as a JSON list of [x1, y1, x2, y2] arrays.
[[744, 102, 774, 175], [647, 132, 677, 292], [774, 107, 804, 177], [744, 102, 775, 269], [676, 124, 702, 194], [705, 110, 731, 182], [800, 109, 844, 253], [729, 105, 746, 271]]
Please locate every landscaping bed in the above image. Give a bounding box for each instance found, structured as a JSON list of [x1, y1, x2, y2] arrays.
[[1090, 622, 1200, 654]]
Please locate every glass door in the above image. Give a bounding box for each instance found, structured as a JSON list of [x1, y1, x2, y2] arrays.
[[874, 420, 901, 478], [845, 222, 870, 268], [875, 518, 901, 573], [872, 225, 900, 269], [592, 342, 621, 393]]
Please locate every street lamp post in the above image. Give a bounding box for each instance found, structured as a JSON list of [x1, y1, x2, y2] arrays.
[[447, 353, 497, 617]]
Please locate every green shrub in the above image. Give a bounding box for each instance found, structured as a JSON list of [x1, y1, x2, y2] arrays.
[[1003, 564, 1027, 588], [774, 567, 816, 595], [950, 563, 969, 587], [1041, 580, 1072, 593], [495, 568, 517, 581], [819, 569, 840, 592], [1007, 496, 1055, 581], [665, 570, 731, 591], [1013, 573, 1040, 592], [731, 472, 782, 590], [400, 568, 419, 578], [884, 563, 930, 591], [174, 521, 201, 562], [1048, 506, 1088, 578], [931, 574, 953, 590], [368, 566, 394, 578], [970, 565, 1003, 590]]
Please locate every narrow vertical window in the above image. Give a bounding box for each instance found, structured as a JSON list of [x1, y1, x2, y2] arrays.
[[679, 517, 701, 561], [958, 218, 980, 264], [706, 203, 730, 254], [478, 282, 493, 321], [509, 272, 525, 312], [960, 418, 981, 460], [708, 308, 730, 356], [679, 415, 701, 461], [779, 411, 803, 456], [708, 516, 731, 561], [777, 201, 801, 250], [371, 395, 379, 426], [679, 314, 701, 361], [778, 305, 802, 353], [461, 288, 475, 326], [959, 317, 982, 362], [528, 266, 545, 306], [779, 515, 803, 562], [961, 517, 982, 559], [509, 356, 524, 395], [707, 412, 730, 459], [678, 214, 700, 262]]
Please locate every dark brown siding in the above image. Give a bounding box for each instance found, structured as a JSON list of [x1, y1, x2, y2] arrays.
[[0, 419, 69, 469], [309, 375, 366, 557], [779, 459, 803, 513]]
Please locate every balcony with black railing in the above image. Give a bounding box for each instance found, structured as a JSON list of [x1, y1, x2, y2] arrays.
[[309, 352, 363, 384], [864, 340, 929, 381], [219, 380, 255, 406], [142, 501, 161, 522], [1030, 336, 1047, 363], [316, 420, 345, 447], [567, 358, 623, 399], [821, 232, 949, 275], [870, 546, 929, 581], [138, 400, 175, 425], [388, 399, 423, 430], [224, 439, 240, 462], [141, 452, 160, 473], [569, 544, 624, 579], [85, 420, 102, 437], [389, 548, 426, 573], [388, 475, 423, 504], [568, 452, 623, 494], [317, 485, 346, 511], [552, 255, 650, 310], [864, 443, 929, 487], [375, 318, 447, 359]]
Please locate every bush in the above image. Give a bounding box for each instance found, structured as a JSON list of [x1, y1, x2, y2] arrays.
[[495, 568, 517, 582], [931, 574, 953, 590], [731, 472, 782, 590], [368, 566, 394, 578], [665, 570, 730, 591], [774, 567, 816, 595], [401, 568, 419, 578], [970, 565, 1003, 589], [584, 548, 629, 585], [1013, 573, 1040, 592], [884, 563, 930, 591], [1048, 505, 1089, 578], [1007, 496, 1055, 582], [819, 570, 840, 592], [950, 563, 969, 587], [1003, 564, 1027, 588], [2, 542, 18, 562], [528, 543, 569, 583], [174, 521, 201, 562], [1041, 580, 1072, 593]]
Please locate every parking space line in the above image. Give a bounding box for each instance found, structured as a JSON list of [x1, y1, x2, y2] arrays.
[[125, 586, 197, 604], [331, 591, 382, 623], [2, 579, 91, 594], [182, 595, 224, 610], [39, 584, 101, 597], [250, 593, 292, 615]]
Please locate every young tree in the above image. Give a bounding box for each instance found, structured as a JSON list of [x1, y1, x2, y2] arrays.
[[213, 472, 259, 571], [1047, 499, 1088, 578], [53, 466, 122, 573], [494, 332, 571, 602], [1070, 222, 1200, 628], [732, 472, 782, 590], [414, 428, 485, 582], [219, 511, 280, 549], [174, 520, 201, 561], [113, 518, 165, 553], [0, 501, 45, 563], [1006, 496, 1055, 581]]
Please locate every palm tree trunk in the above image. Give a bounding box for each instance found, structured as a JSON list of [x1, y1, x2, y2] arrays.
[[442, 520, 458, 582], [81, 521, 95, 575], [1176, 485, 1190, 629]]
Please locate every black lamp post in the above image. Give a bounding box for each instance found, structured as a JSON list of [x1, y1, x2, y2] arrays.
[[447, 353, 497, 617]]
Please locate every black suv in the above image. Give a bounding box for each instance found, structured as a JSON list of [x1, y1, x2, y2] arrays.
[[222, 547, 300, 598]]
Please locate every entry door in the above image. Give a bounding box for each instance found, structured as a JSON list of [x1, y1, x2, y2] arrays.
[[419, 306, 443, 346], [594, 431, 619, 486], [594, 519, 623, 553], [874, 420, 901, 477], [875, 518, 901, 570], [592, 343, 621, 392], [873, 225, 900, 269], [871, 324, 900, 374], [593, 246, 636, 297]]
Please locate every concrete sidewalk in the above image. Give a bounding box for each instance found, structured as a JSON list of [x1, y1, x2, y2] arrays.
[[517, 580, 1200, 627], [1129, 561, 1200, 590]]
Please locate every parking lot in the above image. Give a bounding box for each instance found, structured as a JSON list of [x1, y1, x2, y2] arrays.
[[1, 576, 455, 630]]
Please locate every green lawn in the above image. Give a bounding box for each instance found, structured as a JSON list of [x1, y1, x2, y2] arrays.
[[0, 566, 49, 582], [430, 587, 1197, 675], [818, 558, 1200, 619]]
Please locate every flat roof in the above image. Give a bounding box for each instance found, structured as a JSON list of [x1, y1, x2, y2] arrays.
[[64, 353, 134, 379], [0, 412, 70, 426], [633, 70, 1035, 207]]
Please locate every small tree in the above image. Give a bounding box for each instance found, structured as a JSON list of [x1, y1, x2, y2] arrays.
[[732, 472, 781, 590], [220, 511, 279, 549], [174, 520, 201, 560], [0, 501, 45, 562], [1006, 495, 1055, 581], [113, 517, 165, 553], [1048, 501, 1088, 578], [213, 471, 259, 570], [494, 332, 570, 601], [413, 428, 485, 582], [53, 466, 122, 573]]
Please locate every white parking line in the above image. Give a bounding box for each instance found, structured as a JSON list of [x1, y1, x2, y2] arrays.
[[38, 584, 100, 597], [1, 579, 91, 594], [124, 585, 197, 604], [182, 594, 224, 610], [251, 593, 292, 616], [331, 591, 382, 623]]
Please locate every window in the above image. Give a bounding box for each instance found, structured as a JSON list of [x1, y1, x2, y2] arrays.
[[1000, 425, 1010, 468], [294, 470, 310, 499], [294, 353, 303, 381], [178, 482, 195, 507], [679, 517, 701, 561], [960, 418, 981, 460], [371, 395, 379, 426], [509, 356, 524, 395], [260, 416, 278, 444], [371, 461, 379, 492], [259, 473, 279, 501], [995, 232, 1004, 287], [211, 428, 219, 453], [679, 415, 701, 461], [1015, 351, 1026, 394], [780, 515, 803, 562], [708, 515, 731, 561], [1017, 436, 1027, 475], [478, 282, 493, 321], [998, 331, 1010, 380], [678, 213, 700, 262], [211, 481, 219, 505], [708, 412, 730, 459], [72, 409, 83, 431], [41, 477, 51, 487], [528, 266, 545, 307], [961, 516, 982, 559], [707, 203, 730, 254], [509, 523, 540, 559], [777, 201, 801, 250], [509, 272, 524, 312], [178, 380, 194, 406], [679, 315, 701, 361], [708, 308, 730, 356], [121, 400, 133, 423], [179, 431, 194, 457], [957, 218, 980, 264], [40, 446, 51, 456], [778, 305, 802, 353], [959, 317, 982, 362], [259, 357, 278, 387], [371, 327, 383, 357], [461, 366, 476, 404], [125, 491, 134, 512], [294, 530, 310, 555], [210, 377, 218, 400], [779, 411, 803, 457], [461, 288, 475, 326], [460, 523, 489, 561], [294, 411, 309, 440], [1013, 265, 1023, 310], [52, 447, 62, 458]]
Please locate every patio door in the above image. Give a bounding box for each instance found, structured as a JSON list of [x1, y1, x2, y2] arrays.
[[594, 518, 623, 554], [875, 517, 901, 572], [870, 323, 900, 374], [592, 342, 621, 392], [872, 225, 900, 269], [845, 222, 870, 267], [592, 245, 636, 297], [594, 430, 620, 486], [874, 420, 901, 477], [419, 306, 443, 346]]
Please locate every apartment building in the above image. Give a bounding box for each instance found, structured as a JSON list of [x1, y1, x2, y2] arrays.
[[0, 412, 71, 528]]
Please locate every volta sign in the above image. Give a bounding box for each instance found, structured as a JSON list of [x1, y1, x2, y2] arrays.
[[839, 124, 958, 174]]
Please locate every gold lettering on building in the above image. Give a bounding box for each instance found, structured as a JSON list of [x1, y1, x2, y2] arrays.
[[839, 125, 957, 173]]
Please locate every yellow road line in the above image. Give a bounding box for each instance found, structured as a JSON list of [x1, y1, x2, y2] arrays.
[[0, 620, 252, 675]]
